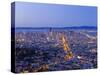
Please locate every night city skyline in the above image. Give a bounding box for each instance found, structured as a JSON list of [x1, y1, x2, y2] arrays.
[[11, 2, 97, 73]]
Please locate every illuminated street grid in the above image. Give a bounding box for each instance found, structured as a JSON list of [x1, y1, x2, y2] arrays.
[[15, 28, 97, 73]]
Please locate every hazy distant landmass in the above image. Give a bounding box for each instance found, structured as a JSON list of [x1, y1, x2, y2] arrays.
[[15, 26, 97, 30]]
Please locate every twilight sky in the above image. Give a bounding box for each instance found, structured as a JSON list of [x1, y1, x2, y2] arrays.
[[15, 2, 97, 27]]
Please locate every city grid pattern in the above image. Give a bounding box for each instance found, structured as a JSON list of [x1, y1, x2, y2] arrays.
[[15, 28, 97, 73], [11, 2, 97, 73]]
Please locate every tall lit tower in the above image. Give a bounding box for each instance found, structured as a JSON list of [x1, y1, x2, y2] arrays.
[[49, 27, 54, 41]]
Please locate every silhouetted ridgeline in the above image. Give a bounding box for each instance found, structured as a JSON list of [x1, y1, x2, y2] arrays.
[[15, 26, 97, 30]]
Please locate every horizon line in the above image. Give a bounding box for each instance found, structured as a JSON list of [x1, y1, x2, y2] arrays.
[[15, 26, 97, 28]]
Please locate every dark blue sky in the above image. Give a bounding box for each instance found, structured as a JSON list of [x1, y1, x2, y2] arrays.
[[15, 2, 97, 27]]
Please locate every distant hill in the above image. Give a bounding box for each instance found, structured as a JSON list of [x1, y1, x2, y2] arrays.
[[63, 26, 97, 30], [15, 26, 97, 30]]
